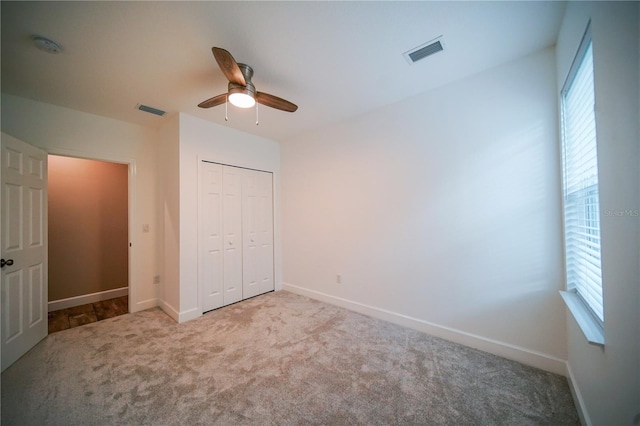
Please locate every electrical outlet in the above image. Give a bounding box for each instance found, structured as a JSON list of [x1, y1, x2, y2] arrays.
[[153, 275, 160, 284], [336, 274, 342, 284]]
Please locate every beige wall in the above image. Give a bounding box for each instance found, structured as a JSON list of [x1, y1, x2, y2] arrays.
[[48, 155, 128, 301]]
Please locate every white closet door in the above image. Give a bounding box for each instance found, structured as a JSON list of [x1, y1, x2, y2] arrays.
[[242, 169, 274, 298], [199, 162, 223, 312], [256, 171, 274, 294], [242, 170, 260, 299], [222, 166, 242, 305]]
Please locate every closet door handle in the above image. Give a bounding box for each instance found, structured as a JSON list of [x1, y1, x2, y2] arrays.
[[1, 259, 14, 268]]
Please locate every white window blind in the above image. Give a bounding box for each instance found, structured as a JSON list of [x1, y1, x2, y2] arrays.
[[560, 32, 604, 323]]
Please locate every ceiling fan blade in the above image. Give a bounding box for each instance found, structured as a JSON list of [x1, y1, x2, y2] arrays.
[[256, 92, 298, 112], [198, 93, 227, 108], [212, 47, 246, 86]]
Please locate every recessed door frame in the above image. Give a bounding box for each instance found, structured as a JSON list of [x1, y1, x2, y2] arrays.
[[46, 148, 137, 314]]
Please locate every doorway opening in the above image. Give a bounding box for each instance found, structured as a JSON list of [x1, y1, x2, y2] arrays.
[[46, 155, 130, 332]]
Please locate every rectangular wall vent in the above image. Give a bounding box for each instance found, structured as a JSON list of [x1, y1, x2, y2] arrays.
[[136, 103, 166, 116], [403, 37, 444, 64]]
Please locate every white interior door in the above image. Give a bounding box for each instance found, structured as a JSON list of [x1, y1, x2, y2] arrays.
[[200, 162, 274, 312], [1, 134, 48, 372], [242, 170, 260, 299], [222, 166, 242, 306], [256, 171, 274, 294], [199, 162, 223, 312], [243, 169, 274, 299]]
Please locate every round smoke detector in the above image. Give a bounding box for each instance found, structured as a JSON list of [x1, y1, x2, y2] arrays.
[[33, 36, 62, 54]]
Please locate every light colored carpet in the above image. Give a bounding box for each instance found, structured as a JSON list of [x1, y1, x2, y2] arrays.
[[1, 290, 579, 425]]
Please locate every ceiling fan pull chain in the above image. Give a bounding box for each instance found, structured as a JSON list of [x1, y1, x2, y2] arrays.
[[225, 95, 229, 121], [256, 102, 259, 126]]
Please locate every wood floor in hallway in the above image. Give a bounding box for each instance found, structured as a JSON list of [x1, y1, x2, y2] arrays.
[[47, 296, 129, 334]]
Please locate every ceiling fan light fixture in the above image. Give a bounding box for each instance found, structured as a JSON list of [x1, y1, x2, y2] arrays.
[[199, 47, 297, 113], [228, 79, 256, 108], [229, 92, 255, 108]]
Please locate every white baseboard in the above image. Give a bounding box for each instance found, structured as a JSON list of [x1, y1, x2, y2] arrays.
[[283, 283, 568, 376], [178, 307, 201, 323], [159, 299, 180, 322], [566, 362, 592, 426], [157, 300, 201, 323], [133, 298, 159, 313], [48, 287, 128, 312]]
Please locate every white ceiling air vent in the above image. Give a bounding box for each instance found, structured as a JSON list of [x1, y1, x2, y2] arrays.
[[135, 103, 166, 117], [403, 36, 444, 65]]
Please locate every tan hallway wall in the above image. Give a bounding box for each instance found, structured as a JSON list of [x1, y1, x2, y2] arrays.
[[48, 155, 128, 301]]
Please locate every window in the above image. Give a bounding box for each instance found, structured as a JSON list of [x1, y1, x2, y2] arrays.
[[560, 25, 604, 338]]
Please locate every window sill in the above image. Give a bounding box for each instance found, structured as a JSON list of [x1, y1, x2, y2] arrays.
[[560, 290, 604, 346]]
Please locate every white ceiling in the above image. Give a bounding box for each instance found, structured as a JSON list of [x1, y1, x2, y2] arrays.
[[1, 1, 566, 143]]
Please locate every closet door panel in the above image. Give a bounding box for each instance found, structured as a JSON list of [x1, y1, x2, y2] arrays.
[[201, 163, 274, 314], [243, 169, 274, 298], [222, 166, 242, 305], [242, 170, 261, 299], [199, 162, 223, 312], [257, 172, 274, 294]]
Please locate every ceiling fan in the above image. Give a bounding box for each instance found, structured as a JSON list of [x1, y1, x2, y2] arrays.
[[198, 47, 298, 113]]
